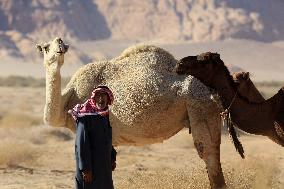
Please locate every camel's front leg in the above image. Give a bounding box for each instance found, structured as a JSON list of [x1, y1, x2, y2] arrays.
[[187, 100, 226, 189]]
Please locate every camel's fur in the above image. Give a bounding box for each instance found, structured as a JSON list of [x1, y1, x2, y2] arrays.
[[38, 38, 227, 188], [176, 52, 284, 146], [232, 72, 264, 103]]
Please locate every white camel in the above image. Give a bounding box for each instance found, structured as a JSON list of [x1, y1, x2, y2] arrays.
[[36, 37, 226, 188]]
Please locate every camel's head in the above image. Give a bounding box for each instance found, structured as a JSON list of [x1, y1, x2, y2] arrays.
[[232, 71, 251, 94], [36, 37, 69, 68], [232, 71, 250, 84], [232, 71, 265, 103], [175, 52, 224, 88]]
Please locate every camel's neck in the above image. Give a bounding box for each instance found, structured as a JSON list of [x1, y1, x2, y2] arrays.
[[214, 72, 281, 136], [245, 81, 265, 103], [44, 63, 63, 126], [211, 72, 237, 108]]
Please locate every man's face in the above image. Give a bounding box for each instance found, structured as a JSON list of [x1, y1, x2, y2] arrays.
[[94, 91, 109, 110]]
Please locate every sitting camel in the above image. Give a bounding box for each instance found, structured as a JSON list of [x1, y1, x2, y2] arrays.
[[175, 52, 284, 146]]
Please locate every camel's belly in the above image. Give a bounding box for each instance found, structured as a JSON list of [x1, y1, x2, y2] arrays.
[[105, 66, 188, 145], [110, 99, 187, 146]]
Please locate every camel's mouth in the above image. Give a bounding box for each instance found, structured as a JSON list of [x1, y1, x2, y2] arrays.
[[175, 56, 198, 75], [56, 43, 69, 54], [175, 63, 187, 74]]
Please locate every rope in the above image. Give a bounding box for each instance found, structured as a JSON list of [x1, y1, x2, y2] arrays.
[[220, 92, 245, 159], [227, 92, 237, 111]]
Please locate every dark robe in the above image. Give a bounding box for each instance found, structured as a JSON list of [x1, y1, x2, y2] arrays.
[[75, 115, 114, 189]]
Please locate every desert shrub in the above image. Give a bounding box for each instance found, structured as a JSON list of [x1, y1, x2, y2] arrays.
[[114, 156, 280, 189], [0, 76, 70, 88], [28, 127, 74, 145], [0, 76, 45, 87], [255, 81, 284, 99], [0, 139, 39, 166], [256, 81, 284, 88], [40, 127, 74, 142], [0, 111, 42, 128]]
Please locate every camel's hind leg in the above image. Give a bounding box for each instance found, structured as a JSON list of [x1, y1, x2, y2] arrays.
[[187, 100, 226, 189]]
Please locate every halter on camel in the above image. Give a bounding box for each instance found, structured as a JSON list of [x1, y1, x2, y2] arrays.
[[220, 92, 245, 159]]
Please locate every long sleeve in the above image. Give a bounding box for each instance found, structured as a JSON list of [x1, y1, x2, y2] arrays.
[[76, 120, 92, 171]]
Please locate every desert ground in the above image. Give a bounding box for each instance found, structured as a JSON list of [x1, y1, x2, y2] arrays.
[[0, 84, 283, 189]]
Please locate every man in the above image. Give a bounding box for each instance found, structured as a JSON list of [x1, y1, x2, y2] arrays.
[[69, 85, 116, 189]]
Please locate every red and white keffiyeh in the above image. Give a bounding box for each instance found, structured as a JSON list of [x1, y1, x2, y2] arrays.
[[68, 86, 114, 119]]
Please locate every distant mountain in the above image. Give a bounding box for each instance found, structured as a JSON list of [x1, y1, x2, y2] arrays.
[[96, 0, 284, 42], [1, 0, 284, 64]]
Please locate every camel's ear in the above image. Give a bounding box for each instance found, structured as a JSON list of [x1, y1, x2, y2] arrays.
[[243, 72, 250, 81], [36, 44, 43, 55], [42, 43, 50, 52], [212, 53, 220, 61]]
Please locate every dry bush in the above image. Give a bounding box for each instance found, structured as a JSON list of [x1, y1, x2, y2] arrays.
[[0, 127, 73, 168], [115, 167, 210, 189], [114, 156, 281, 189], [0, 111, 42, 128], [256, 81, 284, 88], [255, 81, 284, 99], [0, 76, 70, 88], [37, 127, 74, 142], [223, 156, 280, 189], [0, 76, 45, 88], [0, 139, 40, 167]]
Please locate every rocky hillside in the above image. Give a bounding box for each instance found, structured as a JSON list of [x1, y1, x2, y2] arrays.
[[96, 0, 284, 42], [1, 0, 284, 64]]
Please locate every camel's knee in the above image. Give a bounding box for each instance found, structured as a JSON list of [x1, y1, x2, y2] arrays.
[[194, 142, 220, 160], [194, 141, 204, 159]]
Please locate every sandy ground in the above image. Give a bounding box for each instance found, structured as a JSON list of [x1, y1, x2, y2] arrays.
[[0, 87, 283, 189], [0, 128, 283, 189]]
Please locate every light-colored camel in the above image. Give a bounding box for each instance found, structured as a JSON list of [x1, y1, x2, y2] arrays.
[[37, 38, 226, 188], [175, 52, 284, 146]]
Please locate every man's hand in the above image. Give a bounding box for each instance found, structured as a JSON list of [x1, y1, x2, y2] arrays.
[[82, 170, 93, 183]]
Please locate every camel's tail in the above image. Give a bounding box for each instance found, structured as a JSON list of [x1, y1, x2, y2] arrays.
[[224, 112, 245, 159]]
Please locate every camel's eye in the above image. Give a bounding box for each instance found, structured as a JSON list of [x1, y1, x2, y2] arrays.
[[44, 46, 49, 53], [43, 44, 50, 53], [57, 38, 63, 44]]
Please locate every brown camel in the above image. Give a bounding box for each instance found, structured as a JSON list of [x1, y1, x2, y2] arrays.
[[232, 71, 284, 144], [175, 52, 284, 146], [232, 72, 264, 103]]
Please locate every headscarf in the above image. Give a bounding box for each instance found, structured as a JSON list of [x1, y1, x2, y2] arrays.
[[68, 85, 114, 120]]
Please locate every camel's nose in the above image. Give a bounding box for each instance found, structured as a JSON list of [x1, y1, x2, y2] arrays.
[[64, 44, 69, 52]]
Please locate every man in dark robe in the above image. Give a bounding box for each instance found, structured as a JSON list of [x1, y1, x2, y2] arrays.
[[70, 86, 116, 189]]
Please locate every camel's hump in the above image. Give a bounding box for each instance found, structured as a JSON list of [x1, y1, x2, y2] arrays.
[[114, 44, 175, 61]]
